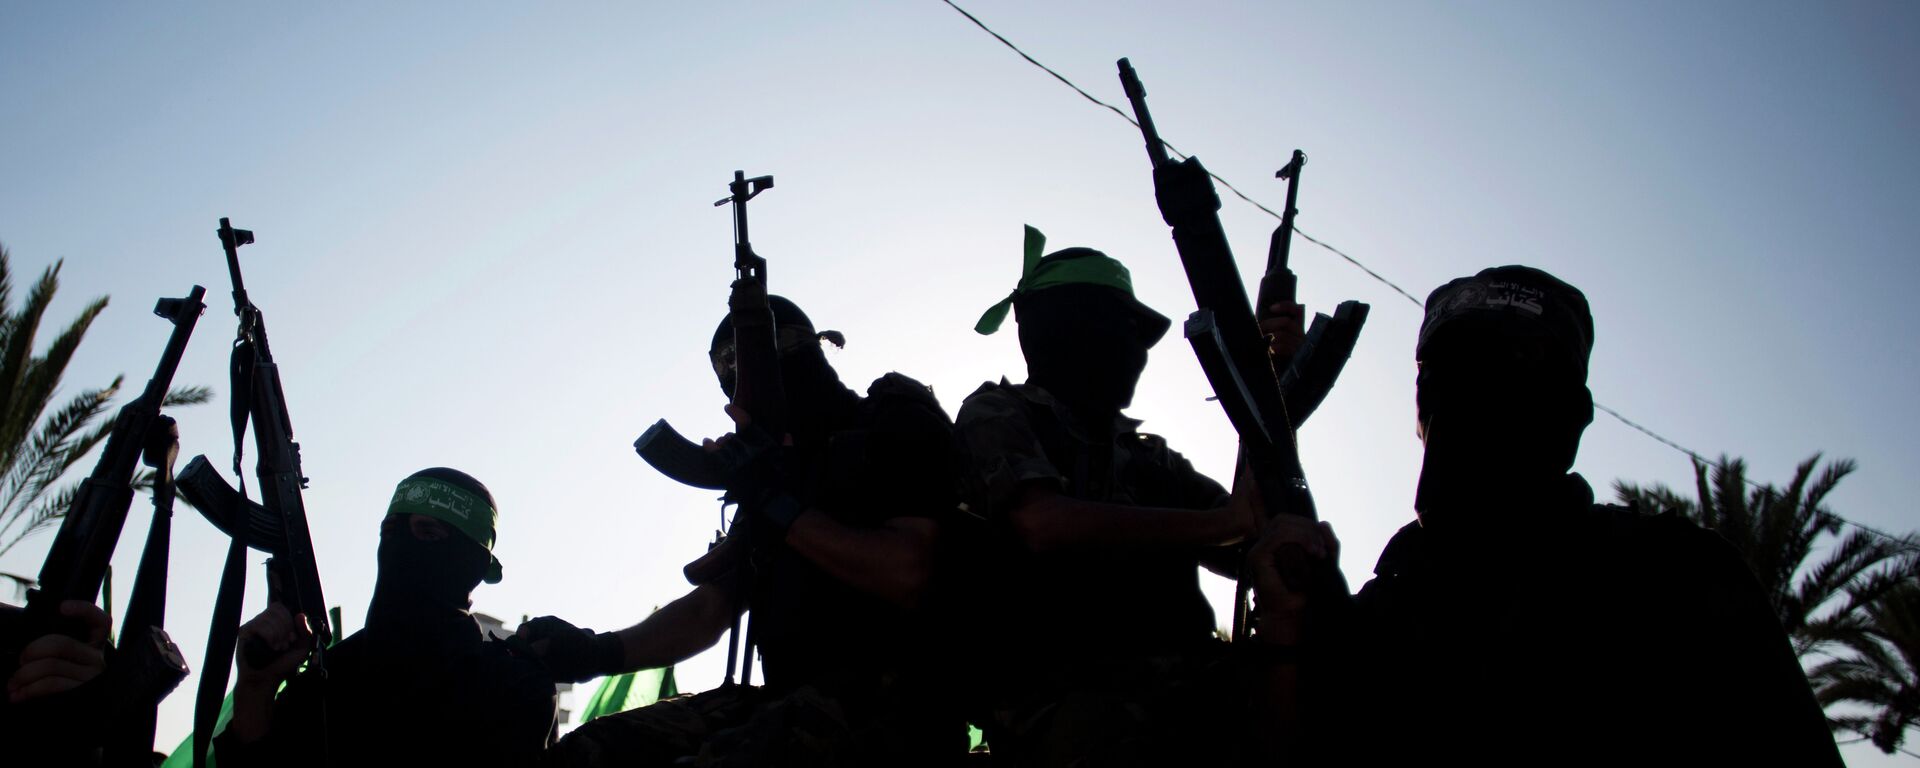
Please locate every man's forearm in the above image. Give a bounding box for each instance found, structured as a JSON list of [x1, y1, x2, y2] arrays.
[[784, 512, 936, 607], [1011, 485, 1242, 554], [1249, 659, 1307, 764], [224, 679, 278, 745], [610, 583, 738, 672]]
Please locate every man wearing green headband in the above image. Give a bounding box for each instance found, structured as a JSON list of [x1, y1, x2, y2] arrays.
[[953, 226, 1306, 766], [525, 296, 965, 767], [216, 467, 559, 768]]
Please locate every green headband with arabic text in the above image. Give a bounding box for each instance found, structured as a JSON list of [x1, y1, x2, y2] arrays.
[[386, 475, 503, 583], [974, 225, 1141, 335]]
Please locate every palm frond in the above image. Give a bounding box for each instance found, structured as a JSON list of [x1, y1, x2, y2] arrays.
[[1865, 580, 1920, 676], [1816, 669, 1897, 707], [0, 244, 215, 562], [0, 482, 75, 560], [1612, 480, 1696, 518], [1689, 457, 1716, 528], [163, 385, 213, 407], [0, 379, 119, 529], [0, 245, 16, 362], [1787, 531, 1906, 637], [1623, 451, 1920, 748], [1813, 581, 1920, 753], [0, 263, 71, 455], [1798, 612, 1873, 659], [1803, 457, 1858, 521], [2, 295, 109, 477]]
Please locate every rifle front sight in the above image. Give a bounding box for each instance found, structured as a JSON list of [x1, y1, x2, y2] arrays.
[[217, 217, 255, 311], [714, 171, 773, 207]]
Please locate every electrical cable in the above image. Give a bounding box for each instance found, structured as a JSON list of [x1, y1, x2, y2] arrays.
[[935, 0, 1908, 544]]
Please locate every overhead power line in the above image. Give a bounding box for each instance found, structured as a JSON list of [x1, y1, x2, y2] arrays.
[[936, 0, 1907, 545], [937, 0, 1424, 306]]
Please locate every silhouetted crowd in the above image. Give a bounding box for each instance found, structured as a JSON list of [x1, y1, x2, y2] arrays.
[[4, 243, 1842, 766]]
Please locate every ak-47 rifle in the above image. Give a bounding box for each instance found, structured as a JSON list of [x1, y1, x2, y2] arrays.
[[1116, 59, 1368, 642], [635, 170, 784, 687], [0, 286, 205, 766], [175, 218, 331, 768], [1264, 153, 1370, 428]]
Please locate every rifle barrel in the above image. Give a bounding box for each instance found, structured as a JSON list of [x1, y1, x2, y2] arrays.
[[1117, 59, 1171, 169], [1265, 150, 1306, 277], [217, 218, 252, 307], [141, 290, 207, 405]]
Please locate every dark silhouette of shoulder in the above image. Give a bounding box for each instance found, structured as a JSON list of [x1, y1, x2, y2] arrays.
[[1349, 497, 1842, 766]]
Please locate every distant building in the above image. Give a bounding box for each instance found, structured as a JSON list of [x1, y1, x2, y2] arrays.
[[0, 571, 34, 605], [474, 611, 577, 728]]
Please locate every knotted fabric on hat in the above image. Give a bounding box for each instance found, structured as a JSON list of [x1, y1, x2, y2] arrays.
[[974, 225, 1143, 335]]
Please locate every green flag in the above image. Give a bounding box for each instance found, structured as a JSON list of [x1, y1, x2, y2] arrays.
[[160, 606, 345, 767], [159, 691, 233, 768], [578, 665, 678, 723]]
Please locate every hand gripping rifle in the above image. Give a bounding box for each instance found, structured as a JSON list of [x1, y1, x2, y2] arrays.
[[0, 287, 205, 766], [634, 171, 784, 686], [175, 219, 331, 768], [1116, 59, 1368, 642]]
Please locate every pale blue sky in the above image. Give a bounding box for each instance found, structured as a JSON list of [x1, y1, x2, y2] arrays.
[[3, 1, 1916, 762]]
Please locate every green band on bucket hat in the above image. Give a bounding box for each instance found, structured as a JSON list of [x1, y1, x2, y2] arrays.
[[974, 226, 1144, 335], [387, 475, 503, 583]]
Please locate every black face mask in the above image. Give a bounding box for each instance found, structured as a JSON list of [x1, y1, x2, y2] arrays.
[[713, 342, 857, 441], [1413, 357, 1591, 533], [1017, 285, 1154, 424], [368, 517, 488, 628]]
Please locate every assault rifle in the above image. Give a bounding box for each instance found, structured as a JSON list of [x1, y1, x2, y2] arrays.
[[176, 218, 330, 768], [1264, 153, 1370, 427], [0, 287, 205, 766], [634, 170, 785, 686], [1117, 59, 1368, 642]]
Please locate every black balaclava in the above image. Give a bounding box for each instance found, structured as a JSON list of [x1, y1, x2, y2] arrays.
[[1016, 282, 1161, 431], [368, 468, 494, 637], [709, 295, 857, 441], [1412, 266, 1595, 535]]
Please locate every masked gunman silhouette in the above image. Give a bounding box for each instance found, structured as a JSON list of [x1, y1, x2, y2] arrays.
[[1245, 266, 1844, 766], [216, 468, 558, 768], [952, 227, 1307, 767], [526, 296, 967, 767]]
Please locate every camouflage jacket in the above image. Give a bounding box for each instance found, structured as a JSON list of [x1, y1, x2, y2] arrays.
[[952, 380, 1227, 669]]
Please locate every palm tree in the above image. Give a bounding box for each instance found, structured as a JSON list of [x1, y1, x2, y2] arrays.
[[1614, 454, 1914, 660], [0, 242, 211, 558], [1811, 579, 1920, 754], [1616, 454, 1919, 753]]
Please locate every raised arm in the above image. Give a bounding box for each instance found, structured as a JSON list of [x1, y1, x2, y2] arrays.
[[520, 582, 742, 683]]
